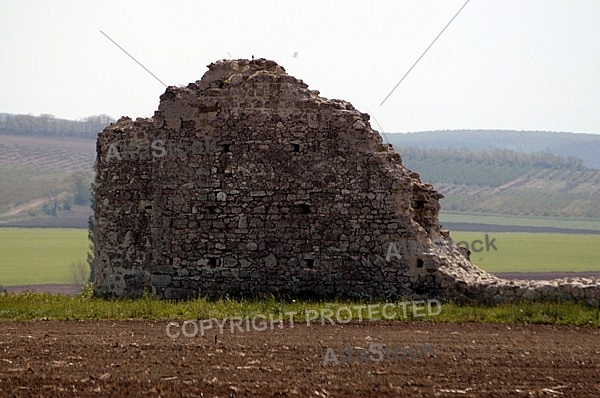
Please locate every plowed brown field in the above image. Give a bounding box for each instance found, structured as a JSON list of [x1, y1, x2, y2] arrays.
[[1, 320, 598, 397]]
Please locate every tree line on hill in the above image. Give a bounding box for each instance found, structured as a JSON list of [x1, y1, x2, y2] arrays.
[[385, 130, 600, 169], [397, 146, 589, 188], [397, 146, 600, 218], [400, 147, 586, 172], [0, 113, 114, 139]]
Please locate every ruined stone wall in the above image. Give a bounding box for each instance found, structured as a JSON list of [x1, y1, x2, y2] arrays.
[[93, 59, 600, 305]]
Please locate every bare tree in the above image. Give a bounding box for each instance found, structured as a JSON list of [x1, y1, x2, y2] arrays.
[[42, 191, 59, 216]]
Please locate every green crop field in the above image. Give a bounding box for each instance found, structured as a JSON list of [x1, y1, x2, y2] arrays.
[[440, 211, 600, 232], [450, 232, 600, 273], [0, 228, 89, 286], [0, 228, 598, 287]]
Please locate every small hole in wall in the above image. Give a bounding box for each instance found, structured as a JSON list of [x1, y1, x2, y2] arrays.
[[292, 143, 300, 152], [208, 257, 219, 267], [223, 144, 231, 152], [415, 200, 426, 209], [416, 259, 424, 268], [300, 204, 311, 214], [207, 206, 217, 214], [145, 205, 152, 210], [303, 258, 315, 268]]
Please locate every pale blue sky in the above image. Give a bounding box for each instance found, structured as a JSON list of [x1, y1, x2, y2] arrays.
[[1, 0, 598, 134]]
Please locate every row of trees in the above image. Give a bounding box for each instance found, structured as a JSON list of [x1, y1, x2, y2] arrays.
[[0, 113, 114, 139], [41, 172, 92, 216], [397, 146, 587, 171]]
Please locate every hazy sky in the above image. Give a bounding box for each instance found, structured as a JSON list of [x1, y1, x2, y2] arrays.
[[1, 0, 599, 134]]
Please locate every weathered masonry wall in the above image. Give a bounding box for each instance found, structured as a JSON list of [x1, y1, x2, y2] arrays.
[[93, 59, 600, 305]]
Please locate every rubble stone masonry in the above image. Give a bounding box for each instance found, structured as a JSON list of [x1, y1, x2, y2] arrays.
[[93, 59, 600, 304]]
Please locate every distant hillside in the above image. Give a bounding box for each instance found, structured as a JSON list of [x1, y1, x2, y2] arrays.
[[0, 113, 108, 226], [0, 113, 114, 139], [1, 114, 599, 226], [398, 146, 600, 218], [0, 135, 95, 226], [385, 130, 600, 169]]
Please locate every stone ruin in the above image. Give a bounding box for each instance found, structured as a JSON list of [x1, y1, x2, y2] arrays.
[[93, 58, 600, 305]]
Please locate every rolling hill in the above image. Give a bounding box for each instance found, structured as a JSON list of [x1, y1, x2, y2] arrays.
[[0, 134, 95, 227], [384, 130, 600, 169], [1, 113, 599, 227], [398, 146, 600, 218]]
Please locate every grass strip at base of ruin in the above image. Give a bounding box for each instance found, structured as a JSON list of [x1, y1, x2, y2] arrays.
[[0, 287, 599, 327]]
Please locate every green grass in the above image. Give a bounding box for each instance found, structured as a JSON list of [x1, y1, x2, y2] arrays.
[[0, 228, 598, 287], [0, 290, 598, 327], [450, 232, 600, 273], [0, 227, 89, 286], [441, 211, 600, 232]]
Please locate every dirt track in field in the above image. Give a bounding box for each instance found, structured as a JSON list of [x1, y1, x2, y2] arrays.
[[0, 320, 598, 397]]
